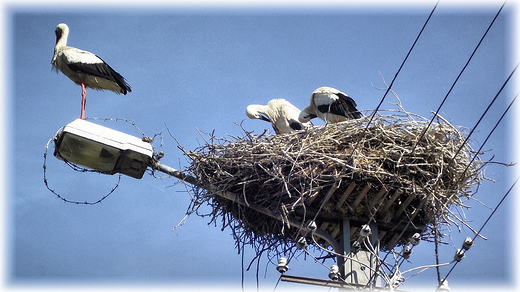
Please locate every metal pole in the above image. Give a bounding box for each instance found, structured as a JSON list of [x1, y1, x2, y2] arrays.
[[340, 218, 351, 281], [152, 161, 202, 187], [151, 162, 341, 251]]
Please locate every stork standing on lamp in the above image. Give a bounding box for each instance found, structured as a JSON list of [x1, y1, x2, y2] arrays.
[[51, 23, 131, 119]]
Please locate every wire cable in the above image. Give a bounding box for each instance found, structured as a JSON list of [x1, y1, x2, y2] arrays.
[[350, 1, 439, 157], [440, 176, 520, 285], [410, 1, 507, 154], [272, 275, 282, 292], [391, 59, 518, 275], [456, 90, 518, 188], [367, 3, 510, 266], [43, 137, 121, 205], [310, 0, 440, 242], [451, 62, 518, 161]]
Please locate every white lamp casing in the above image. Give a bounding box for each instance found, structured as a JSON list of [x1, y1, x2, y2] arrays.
[[54, 119, 153, 179]]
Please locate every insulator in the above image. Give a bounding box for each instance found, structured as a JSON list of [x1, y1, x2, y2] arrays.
[[389, 272, 405, 289], [305, 220, 317, 233], [454, 249, 465, 262], [276, 257, 289, 274], [462, 237, 474, 250], [351, 240, 361, 253], [436, 280, 451, 292], [402, 245, 412, 259], [142, 136, 153, 143], [154, 151, 164, 160], [409, 233, 421, 246], [296, 237, 308, 250], [360, 224, 371, 238], [328, 265, 339, 281]]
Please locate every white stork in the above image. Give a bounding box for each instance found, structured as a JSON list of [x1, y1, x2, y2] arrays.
[[51, 23, 131, 119], [246, 98, 312, 134], [299, 86, 361, 124]]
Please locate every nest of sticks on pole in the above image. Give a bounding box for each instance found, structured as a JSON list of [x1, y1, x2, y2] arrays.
[[181, 109, 485, 253]]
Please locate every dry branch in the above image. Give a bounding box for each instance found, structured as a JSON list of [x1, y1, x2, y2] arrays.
[[181, 110, 485, 253]]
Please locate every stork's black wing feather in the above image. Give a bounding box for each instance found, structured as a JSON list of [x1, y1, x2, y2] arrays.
[[288, 118, 304, 131], [320, 92, 361, 119], [67, 56, 131, 94]]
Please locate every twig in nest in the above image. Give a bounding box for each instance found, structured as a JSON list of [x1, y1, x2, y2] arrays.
[[182, 109, 490, 257]]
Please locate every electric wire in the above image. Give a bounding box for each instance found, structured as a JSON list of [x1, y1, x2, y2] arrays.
[[302, 248, 361, 291], [440, 176, 519, 285], [363, 235, 387, 288], [451, 62, 518, 162], [272, 275, 281, 292], [391, 45, 517, 278], [401, 261, 453, 280], [410, 1, 506, 154], [308, 2, 441, 246], [320, 2, 508, 286], [427, 70, 519, 252], [276, 4, 441, 283], [382, 5, 510, 278], [309, 0, 439, 250], [241, 242, 245, 292], [434, 219, 442, 284], [349, 0, 439, 158], [256, 251, 261, 292], [308, 233, 395, 287], [455, 90, 518, 193], [191, 2, 506, 288]]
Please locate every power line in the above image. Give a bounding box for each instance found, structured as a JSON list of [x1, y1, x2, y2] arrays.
[[440, 176, 519, 285], [308, 3, 512, 283], [433, 86, 519, 286], [347, 1, 439, 158], [296, 2, 510, 287], [451, 62, 518, 161], [386, 53, 517, 289], [310, 1, 439, 224], [458, 90, 518, 182], [410, 1, 506, 154], [393, 2, 511, 274]]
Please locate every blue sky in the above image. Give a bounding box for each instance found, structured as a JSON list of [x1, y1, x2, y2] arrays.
[[6, 1, 518, 291]]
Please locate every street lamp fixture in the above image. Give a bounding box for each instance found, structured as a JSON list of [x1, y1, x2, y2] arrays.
[[53, 119, 153, 179]]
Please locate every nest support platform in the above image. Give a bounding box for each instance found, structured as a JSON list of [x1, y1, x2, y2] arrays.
[[182, 110, 484, 253]]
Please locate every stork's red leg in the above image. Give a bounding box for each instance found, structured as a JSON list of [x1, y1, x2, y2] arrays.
[[80, 82, 86, 120]]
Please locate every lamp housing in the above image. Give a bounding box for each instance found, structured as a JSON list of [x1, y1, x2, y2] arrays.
[[53, 119, 153, 179]]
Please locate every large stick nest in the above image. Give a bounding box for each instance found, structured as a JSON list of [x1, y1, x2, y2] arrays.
[[182, 110, 484, 252]]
